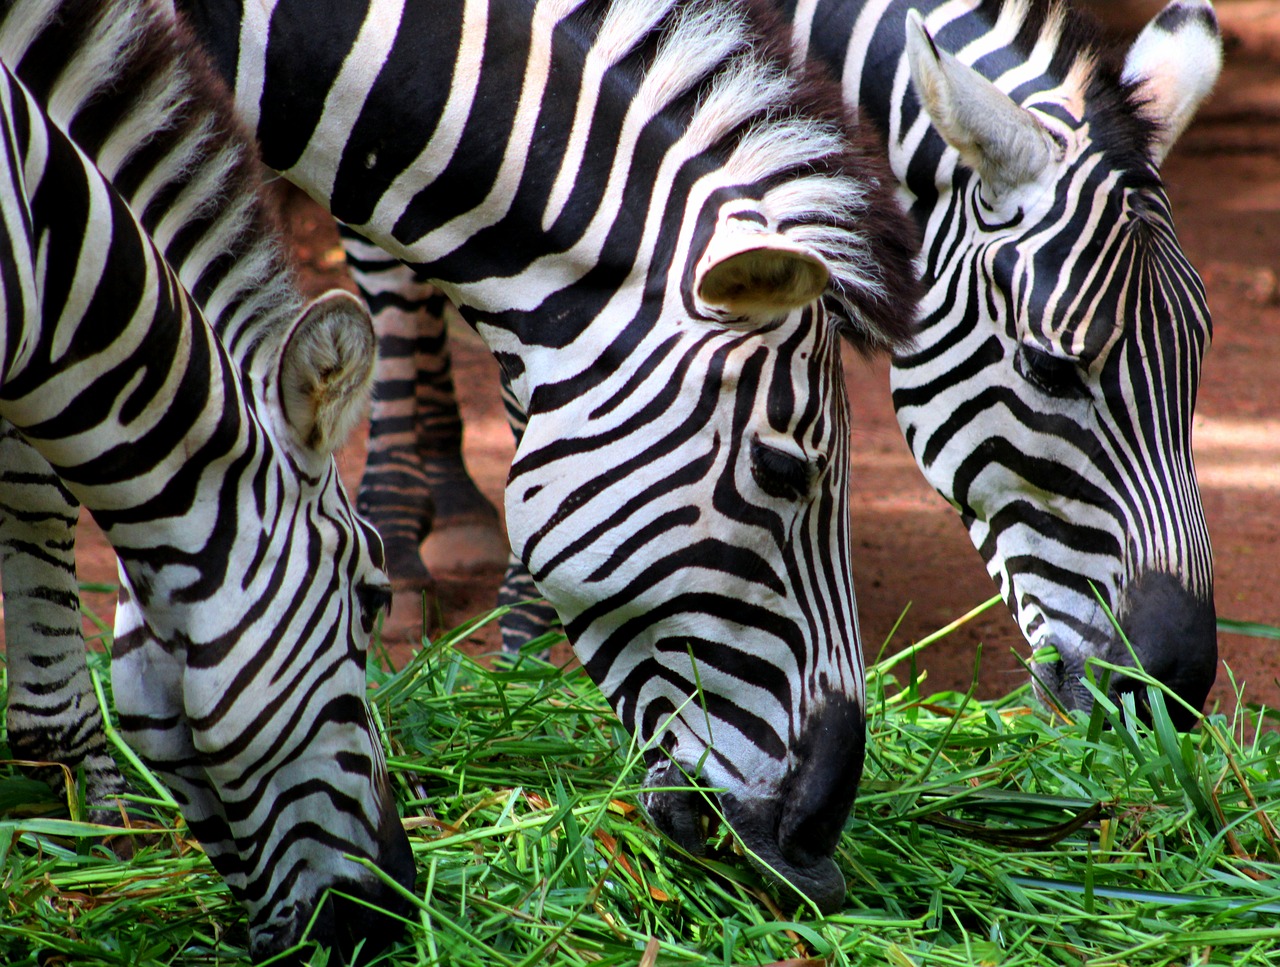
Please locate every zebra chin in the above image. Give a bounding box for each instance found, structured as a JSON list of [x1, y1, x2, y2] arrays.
[[642, 695, 865, 915], [249, 805, 416, 965], [1031, 572, 1218, 732]]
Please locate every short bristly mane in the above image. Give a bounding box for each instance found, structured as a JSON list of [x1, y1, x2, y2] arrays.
[[565, 0, 920, 351], [0, 0, 300, 369]]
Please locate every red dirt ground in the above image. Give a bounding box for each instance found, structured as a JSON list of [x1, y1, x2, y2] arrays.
[[9, 3, 1280, 718]]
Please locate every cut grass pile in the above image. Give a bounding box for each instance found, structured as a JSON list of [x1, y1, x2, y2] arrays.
[[2, 600, 1280, 965]]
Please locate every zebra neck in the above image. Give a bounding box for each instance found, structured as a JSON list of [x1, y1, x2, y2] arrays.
[[0, 109, 256, 557], [0, 0, 305, 381]]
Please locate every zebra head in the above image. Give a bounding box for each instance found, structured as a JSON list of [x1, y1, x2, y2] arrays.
[[109, 292, 414, 962], [892, 1, 1221, 726], [499, 180, 916, 911]]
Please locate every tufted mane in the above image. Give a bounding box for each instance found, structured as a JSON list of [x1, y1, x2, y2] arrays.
[[999, 0, 1162, 182], [560, 0, 920, 352], [0, 0, 301, 369]]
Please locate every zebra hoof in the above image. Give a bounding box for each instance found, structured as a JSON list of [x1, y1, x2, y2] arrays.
[[382, 543, 437, 594]]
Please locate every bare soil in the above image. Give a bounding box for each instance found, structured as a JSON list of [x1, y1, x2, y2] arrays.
[[12, 4, 1280, 716]]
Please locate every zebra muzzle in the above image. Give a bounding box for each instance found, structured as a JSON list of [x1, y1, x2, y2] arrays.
[[643, 694, 865, 914], [1033, 571, 1217, 730]]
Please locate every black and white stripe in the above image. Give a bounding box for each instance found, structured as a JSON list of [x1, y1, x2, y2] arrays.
[[173, 0, 921, 910], [335, 0, 1221, 728], [785, 0, 1220, 724], [0, 0, 412, 960]]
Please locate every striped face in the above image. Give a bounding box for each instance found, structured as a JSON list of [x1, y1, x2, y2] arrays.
[[108, 387, 413, 960], [505, 303, 865, 912], [890, 1, 1221, 724], [895, 150, 1214, 719]]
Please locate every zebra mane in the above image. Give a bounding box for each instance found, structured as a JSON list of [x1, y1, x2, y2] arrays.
[[993, 0, 1162, 182], [569, 0, 919, 351], [0, 0, 301, 369]]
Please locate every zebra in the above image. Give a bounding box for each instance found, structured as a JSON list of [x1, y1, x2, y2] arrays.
[[16, 0, 923, 914], [786, 0, 1221, 726], [343, 0, 1224, 727], [0, 0, 413, 959]]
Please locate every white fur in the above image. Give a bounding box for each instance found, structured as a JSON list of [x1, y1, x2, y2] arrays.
[[1123, 0, 1222, 165]]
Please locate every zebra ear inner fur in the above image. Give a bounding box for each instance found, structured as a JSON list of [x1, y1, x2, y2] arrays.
[[277, 289, 376, 455], [695, 227, 830, 323], [1122, 0, 1222, 166], [904, 10, 1059, 199]]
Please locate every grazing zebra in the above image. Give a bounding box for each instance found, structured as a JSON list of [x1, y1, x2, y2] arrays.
[[348, 0, 1223, 726], [786, 0, 1221, 726], [0, 0, 413, 960], [13, 0, 921, 913]]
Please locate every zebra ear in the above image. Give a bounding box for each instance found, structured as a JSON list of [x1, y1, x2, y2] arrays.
[[905, 11, 1058, 198], [277, 289, 376, 456], [1122, 0, 1222, 166], [695, 224, 830, 322]]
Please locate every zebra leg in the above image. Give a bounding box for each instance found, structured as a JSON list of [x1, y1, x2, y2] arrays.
[[494, 376, 562, 654], [340, 226, 502, 591], [340, 226, 558, 650], [0, 423, 129, 815]]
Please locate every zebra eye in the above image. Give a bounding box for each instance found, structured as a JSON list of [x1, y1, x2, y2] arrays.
[[1015, 345, 1089, 400], [751, 439, 815, 501], [357, 583, 393, 634]]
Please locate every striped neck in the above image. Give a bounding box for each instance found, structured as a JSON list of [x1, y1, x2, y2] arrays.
[[0, 0, 304, 380]]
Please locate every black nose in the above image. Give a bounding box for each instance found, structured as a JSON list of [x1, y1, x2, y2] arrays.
[[775, 694, 865, 870], [1116, 571, 1217, 729]]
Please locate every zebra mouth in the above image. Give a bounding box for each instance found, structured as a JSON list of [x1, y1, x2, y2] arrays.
[[1030, 572, 1217, 731], [641, 774, 847, 914], [640, 694, 864, 914], [249, 801, 416, 964]]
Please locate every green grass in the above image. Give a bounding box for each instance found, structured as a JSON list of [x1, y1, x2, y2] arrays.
[[3, 602, 1280, 966]]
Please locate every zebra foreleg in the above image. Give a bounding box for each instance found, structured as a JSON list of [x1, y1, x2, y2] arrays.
[[339, 227, 504, 593], [0, 424, 130, 818], [338, 231, 561, 649]]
